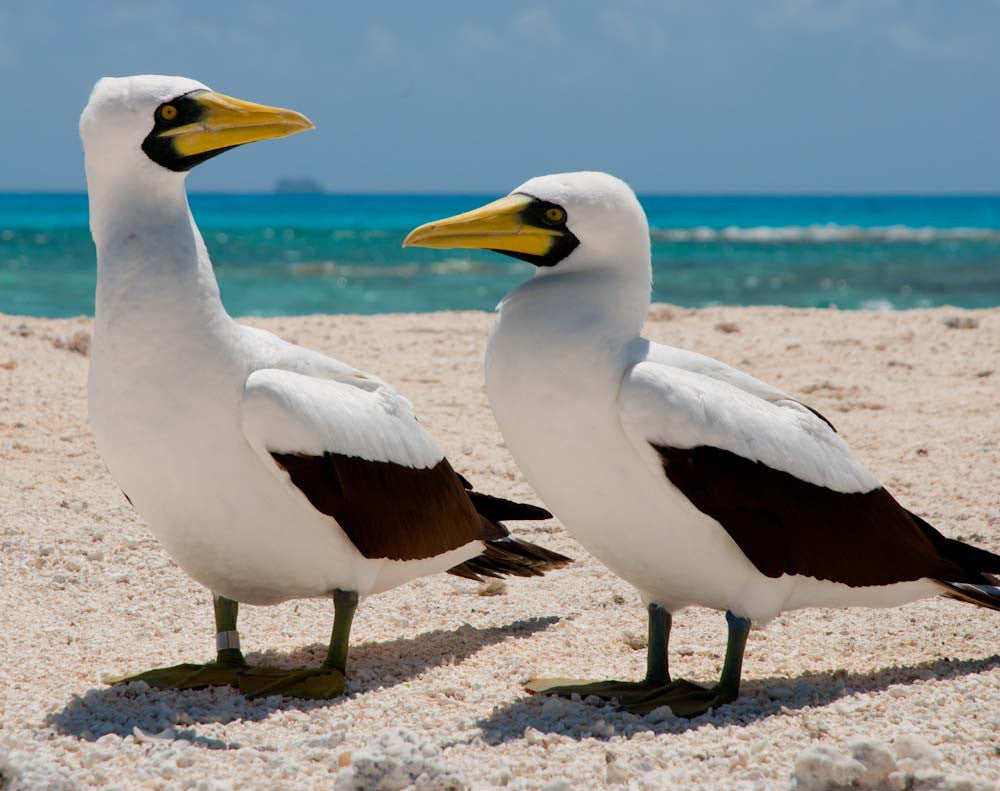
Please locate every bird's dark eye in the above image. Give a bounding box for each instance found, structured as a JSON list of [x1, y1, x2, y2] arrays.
[[544, 207, 566, 224], [160, 104, 178, 121]]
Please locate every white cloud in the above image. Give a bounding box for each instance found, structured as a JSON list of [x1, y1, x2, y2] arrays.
[[600, 6, 667, 54], [365, 25, 401, 66], [513, 6, 564, 45], [0, 10, 14, 69], [762, 0, 864, 31], [456, 25, 501, 54], [888, 22, 963, 59]]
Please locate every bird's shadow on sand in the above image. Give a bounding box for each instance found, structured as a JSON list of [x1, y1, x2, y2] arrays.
[[46, 616, 558, 746], [477, 653, 1000, 744]]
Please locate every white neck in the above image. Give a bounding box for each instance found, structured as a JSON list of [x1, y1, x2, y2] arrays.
[[493, 268, 650, 387], [87, 165, 228, 331], [509, 248, 652, 343]]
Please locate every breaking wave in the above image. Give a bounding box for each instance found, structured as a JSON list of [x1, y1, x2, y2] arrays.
[[650, 224, 1000, 243], [285, 257, 494, 278]]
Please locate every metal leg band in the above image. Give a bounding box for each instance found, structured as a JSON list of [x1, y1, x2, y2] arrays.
[[216, 630, 241, 651]]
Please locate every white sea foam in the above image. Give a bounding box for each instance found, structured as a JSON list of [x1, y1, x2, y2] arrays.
[[859, 298, 897, 311], [651, 224, 1000, 243], [286, 257, 495, 278]]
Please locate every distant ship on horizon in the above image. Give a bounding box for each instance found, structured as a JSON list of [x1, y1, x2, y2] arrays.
[[273, 177, 325, 194]]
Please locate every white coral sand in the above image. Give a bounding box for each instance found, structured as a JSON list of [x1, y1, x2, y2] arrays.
[[1, 307, 999, 790]]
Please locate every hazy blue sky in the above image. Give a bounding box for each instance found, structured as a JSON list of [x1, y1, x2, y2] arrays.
[[3, 1, 999, 193]]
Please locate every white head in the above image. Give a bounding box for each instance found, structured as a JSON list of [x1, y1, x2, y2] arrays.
[[80, 75, 314, 201], [403, 172, 651, 281]]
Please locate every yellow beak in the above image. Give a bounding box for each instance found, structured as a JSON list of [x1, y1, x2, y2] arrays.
[[403, 194, 563, 257], [162, 91, 314, 157]]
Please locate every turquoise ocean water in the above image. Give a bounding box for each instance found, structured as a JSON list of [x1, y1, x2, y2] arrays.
[[2, 193, 999, 317]]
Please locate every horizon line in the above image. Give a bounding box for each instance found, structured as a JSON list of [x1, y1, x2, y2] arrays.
[[3, 189, 1000, 198]]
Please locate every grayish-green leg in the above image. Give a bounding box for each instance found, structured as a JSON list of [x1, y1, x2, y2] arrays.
[[323, 589, 359, 673], [109, 593, 247, 690], [628, 610, 752, 718], [529, 608, 752, 720], [525, 601, 676, 707], [213, 595, 248, 667], [718, 610, 751, 698], [645, 603, 671, 685], [240, 589, 355, 700]]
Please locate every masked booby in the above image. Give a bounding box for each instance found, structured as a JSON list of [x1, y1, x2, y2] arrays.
[[403, 171, 1000, 718], [81, 75, 567, 699]]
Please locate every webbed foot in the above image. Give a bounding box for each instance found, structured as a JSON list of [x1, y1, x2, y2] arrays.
[[109, 659, 247, 690], [239, 666, 346, 700], [525, 677, 671, 708], [526, 677, 738, 718], [627, 678, 738, 718]]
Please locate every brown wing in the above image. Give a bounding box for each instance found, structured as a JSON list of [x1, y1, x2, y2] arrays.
[[652, 443, 997, 587], [272, 451, 505, 561]]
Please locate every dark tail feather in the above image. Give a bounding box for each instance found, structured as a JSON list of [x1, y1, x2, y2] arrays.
[[938, 581, 1000, 612], [456, 470, 553, 522], [448, 538, 571, 582], [917, 510, 1000, 609], [451, 473, 562, 580], [910, 510, 1000, 579], [467, 491, 552, 522]]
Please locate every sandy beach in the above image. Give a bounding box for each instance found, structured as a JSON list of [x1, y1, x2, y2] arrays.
[[2, 305, 999, 790]]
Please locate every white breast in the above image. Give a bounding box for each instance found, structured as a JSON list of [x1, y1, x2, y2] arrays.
[[90, 316, 363, 603], [485, 279, 940, 622], [485, 280, 765, 614]]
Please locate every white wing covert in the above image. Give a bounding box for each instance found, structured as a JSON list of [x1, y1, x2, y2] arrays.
[[240, 324, 387, 392], [241, 368, 442, 470], [617, 361, 879, 495], [640, 343, 837, 428]]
